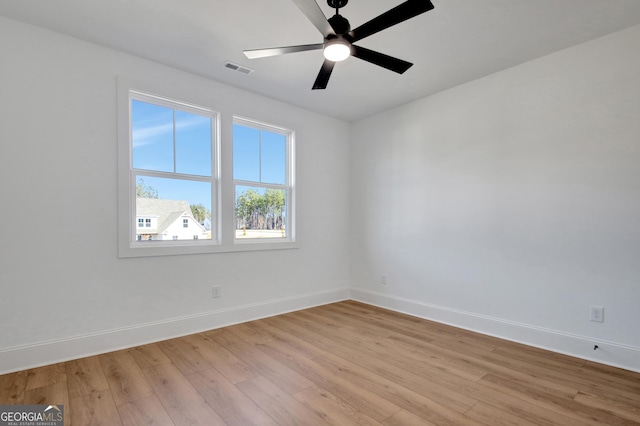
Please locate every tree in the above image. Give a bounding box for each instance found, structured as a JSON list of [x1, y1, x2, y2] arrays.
[[235, 188, 285, 230], [190, 203, 210, 223], [136, 178, 158, 199]]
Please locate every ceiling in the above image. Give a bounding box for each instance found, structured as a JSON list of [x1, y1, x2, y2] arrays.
[[2, 0, 640, 122]]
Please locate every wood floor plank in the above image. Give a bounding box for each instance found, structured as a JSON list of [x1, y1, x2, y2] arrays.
[[293, 385, 384, 426], [278, 309, 592, 426], [300, 308, 489, 382], [331, 302, 473, 344], [573, 391, 640, 424], [381, 409, 439, 426], [275, 312, 476, 424], [319, 304, 501, 377], [383, 331, 582, 403], [385, 334, 498, 382], [382, 328, 581, 402], [490, 345, 619, 387], [327, 302, 499, 355], [142, 362, 224, 425], [157, 337, 212, 376], [258, 316, 333, 360], [69, 388, 122, 426], [118, 394, 175, 426], [23, 382, 70, 426], [576, 381, 640, 412], [494, 341, 586, 367], [464, 402, 540, 426], [66, 356, 110, 399], [313, 351, 481, 426], [187, 366, 278, 426], [414, 359, 591, 426], [0, 370, 27, 404], [2, 301, 639, 426], [478, 347, 636, 401], [237, 375, 330, 426], [128, 343, 172, 370], [583, 359, 640, 388], [22, 381, 69, 406], [211, 326, 314, 394], [183, 332, 258, 384], [286, 310, 480, 412], [241, 318, 403, 422], [25, 362, 66, 390], [477, 372, 624, 426], [99, 350, 154, 406]]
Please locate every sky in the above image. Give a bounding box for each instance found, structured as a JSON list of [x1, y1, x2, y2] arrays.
[[132, 99, 287, 210]]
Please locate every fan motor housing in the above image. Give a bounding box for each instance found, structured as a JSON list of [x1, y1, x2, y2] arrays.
[[327, 0, 348, 8], [328, 14, 351, 35]]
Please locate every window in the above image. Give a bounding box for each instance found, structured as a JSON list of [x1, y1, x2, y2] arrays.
[[233, 118, 294, 241], [122, 89, 218, 253], [131, 96, 214, 244], [117, 78, 297, 257]]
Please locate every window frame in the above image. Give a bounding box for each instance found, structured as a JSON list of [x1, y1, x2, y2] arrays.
[[232, 116, 295, 244], [117, 77, 298, 258]]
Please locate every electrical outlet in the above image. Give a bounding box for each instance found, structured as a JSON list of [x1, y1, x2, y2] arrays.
[[212, 285, 221, 298], [590, 305, 604, 323], [381, 274, 387, 285]]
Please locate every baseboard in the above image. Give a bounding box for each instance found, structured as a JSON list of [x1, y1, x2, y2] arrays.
[[4, 287, 638, 375], [350, 288, 640, 373], [0, 287, 350, 375]]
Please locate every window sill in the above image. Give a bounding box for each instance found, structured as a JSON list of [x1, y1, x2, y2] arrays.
[[118, 240, 299, 258]]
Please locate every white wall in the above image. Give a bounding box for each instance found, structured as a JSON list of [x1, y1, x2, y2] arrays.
[[350, 25, 640, 372], [0, 17, 350, 373]]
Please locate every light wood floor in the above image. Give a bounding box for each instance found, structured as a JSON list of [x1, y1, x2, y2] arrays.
[[1, 301, 639, 425]]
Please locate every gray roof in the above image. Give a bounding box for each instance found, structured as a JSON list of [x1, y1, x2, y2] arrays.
[[136, 198, 194, 235]]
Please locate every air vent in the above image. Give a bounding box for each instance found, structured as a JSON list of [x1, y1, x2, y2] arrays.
[[224, 61, 254, 75]]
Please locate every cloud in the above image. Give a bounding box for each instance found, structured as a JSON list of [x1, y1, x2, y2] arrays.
[[132, 122, 173, 147], [132, 115, 209, 148]]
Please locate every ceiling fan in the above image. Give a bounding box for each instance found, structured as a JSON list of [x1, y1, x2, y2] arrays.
[[243, 0, 435, 90]]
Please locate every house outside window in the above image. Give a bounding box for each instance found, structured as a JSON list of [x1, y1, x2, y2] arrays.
[[183, 218, 189, 228]]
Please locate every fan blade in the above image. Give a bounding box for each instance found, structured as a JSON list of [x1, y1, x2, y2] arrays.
[[291, 0, 335, 38], [349, 0, 434, 42], [244, 43, 324, 59], [352, 45, 413, 74], [312, 60, 336, 90]]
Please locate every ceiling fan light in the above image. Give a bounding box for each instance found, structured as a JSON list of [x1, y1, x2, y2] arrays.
[[323, 40, 351, 62]]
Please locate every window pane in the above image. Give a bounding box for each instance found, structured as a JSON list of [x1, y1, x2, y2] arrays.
[[176, 110, 212, 177], [132, 100, 174, 173], [135, 176, 212, 241], [233, 124, 260, 182], [235, 185, 286, 239], [261, 131, 286, 184]]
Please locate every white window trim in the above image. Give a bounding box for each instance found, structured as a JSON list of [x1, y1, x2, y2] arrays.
[[117, 76, 298, 258]]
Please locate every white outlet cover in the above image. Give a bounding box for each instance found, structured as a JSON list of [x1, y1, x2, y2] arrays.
[[590, 306, 604, 323], [212, 286, 221, 298]]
